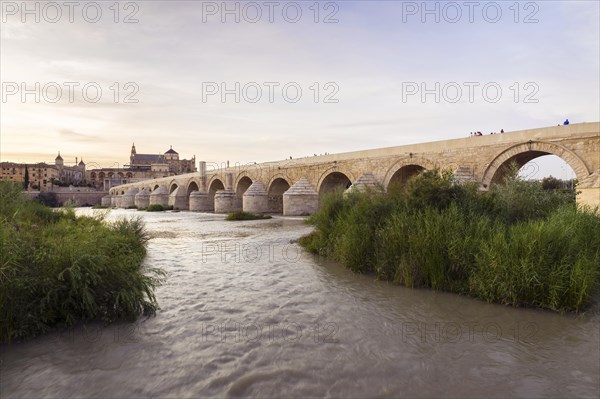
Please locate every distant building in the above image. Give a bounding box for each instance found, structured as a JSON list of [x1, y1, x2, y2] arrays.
[[55, 152, 86, 184], [128, 144, 196, 175], [86, 144, 197, 191], [2, 145, 196, 192], [0, 152, 86, 191]]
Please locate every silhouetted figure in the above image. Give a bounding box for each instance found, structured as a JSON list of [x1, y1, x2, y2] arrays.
[[501, 129, 504, 133], [564, 119, 570, 125]]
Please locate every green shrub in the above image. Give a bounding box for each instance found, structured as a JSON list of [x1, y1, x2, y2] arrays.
[[330, 191, 397, 273], [470, 205, 600, 311], [0, 182, 165, 343], [299, 170, 596, 312], [490, 164, 575, 224], [34, 191, 59, 208], [63, 199, 80, 208], [402, 169, 460, 210]]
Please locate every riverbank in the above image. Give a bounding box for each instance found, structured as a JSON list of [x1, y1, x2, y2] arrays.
[[299, 169, 600, 313], [0, 182, 164, 343]]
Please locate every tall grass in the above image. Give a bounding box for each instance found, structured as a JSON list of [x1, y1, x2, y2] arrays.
[[0, 182, 165, 343], [471, 206, 600, 311], [300, 169, 599, 312]]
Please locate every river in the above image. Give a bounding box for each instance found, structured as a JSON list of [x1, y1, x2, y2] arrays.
[[1, 209, 599, 398]]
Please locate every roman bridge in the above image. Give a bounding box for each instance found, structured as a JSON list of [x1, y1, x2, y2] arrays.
[[104, 122, 600, 215]]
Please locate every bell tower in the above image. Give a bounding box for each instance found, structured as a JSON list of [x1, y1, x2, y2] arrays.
[[55, 151, 64, 167], [130, 143, 136, 165]]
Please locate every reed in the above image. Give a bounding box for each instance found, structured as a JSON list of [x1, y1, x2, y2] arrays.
[[300, 169, 598, 312], [0, 182, 165, 343]]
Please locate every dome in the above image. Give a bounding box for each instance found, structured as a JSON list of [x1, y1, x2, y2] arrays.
[[165, 146, 178, 155]]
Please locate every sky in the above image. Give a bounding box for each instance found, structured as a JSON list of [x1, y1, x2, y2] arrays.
[[1, 0, 599, 179]]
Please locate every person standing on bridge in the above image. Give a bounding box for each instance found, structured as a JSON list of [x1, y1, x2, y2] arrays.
[[564, 119, 570, 125]]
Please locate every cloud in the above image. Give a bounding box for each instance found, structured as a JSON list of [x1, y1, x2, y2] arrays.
[[58, 129, 104, 142], [0, 1, 598, 174], [328, 119, 408, 129]]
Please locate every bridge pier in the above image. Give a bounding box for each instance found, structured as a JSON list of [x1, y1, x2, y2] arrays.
[[243, 181, 269, 213], [110, 195, 117, 207], [101, 195, 112, 207], [150, 186, 169, 207], [213, 173, 241, 214], [578, 188, 600, 209], [189, 190, 213, 212], [283, 177, 319, 216], [214, 190, 239, 213], [169, 187, 189, 210], [345, 173, 381, 195], [135, 188, 150, 209], [115, 195, 124, 208], [577, 172, 600, 210], [189, 168, 214, 212], [121, 187, 139, 208]]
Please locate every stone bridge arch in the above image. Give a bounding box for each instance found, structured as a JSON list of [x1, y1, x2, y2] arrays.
[[207, 175, 225, 190], [267, 175, 292, 213], [383, 156, 437, 190], [317, 168, 357, 196], [482, 141, 590, 188], [207, 176, 226, 210], [169, 180, 179, 194], [235, 174, 254, 197], [186, 178, 201, 195], [238, 164, 266, 182]]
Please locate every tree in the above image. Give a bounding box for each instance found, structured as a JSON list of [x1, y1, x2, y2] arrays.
[[35, 191, 58, 207], [542, 176, 563, 190], [23, 166, 30, 191]]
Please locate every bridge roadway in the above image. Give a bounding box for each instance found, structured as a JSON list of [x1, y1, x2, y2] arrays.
[[104, 122, 600, 215]]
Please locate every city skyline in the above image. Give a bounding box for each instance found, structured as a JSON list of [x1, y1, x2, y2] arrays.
[[2, 1, 599, 180]]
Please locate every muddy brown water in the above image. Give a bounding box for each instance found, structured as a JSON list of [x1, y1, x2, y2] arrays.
[[1, 209, 598, 398]]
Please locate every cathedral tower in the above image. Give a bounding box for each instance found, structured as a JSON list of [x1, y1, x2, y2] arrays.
[[130, 143, 137, 165]]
